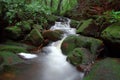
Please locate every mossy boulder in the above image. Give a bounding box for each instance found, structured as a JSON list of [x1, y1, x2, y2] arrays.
[[43, 30, 63, 41], [61, 35, 103, 58], [76, 19, 99, 37], [25, 28, 44, 46], [4, 41, 35, 50], [84, 58, 120, 80], [0, 51, 24, 67], [0, 45, 28, 54], [101, 22, 120, 43], [67, 48, 93, 66]]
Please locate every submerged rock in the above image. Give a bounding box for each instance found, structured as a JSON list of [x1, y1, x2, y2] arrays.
[[83, 58, 120, 80]]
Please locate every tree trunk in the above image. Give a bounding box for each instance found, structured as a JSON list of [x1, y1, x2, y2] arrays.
[[50, 0, 53, 8], [57, 0, 63, 15], [44, 0, 47, 5]]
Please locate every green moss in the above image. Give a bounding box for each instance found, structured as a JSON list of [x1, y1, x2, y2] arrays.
[[4, 41, 35, 50], [61, 35, 103, 55], [84, 58, 120, 80], [67, 48, 83, 66], [0, 51, 24, 66], [77, 19, 93, 33], [25, 28, 44, 45], [61, 35, 78, 55], [0, 45, 28, 54], [67, 48, 93, 66], [101, 22, 120, 43]]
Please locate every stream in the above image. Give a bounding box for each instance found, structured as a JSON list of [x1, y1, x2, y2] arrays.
[[1, 18, 84, 80]]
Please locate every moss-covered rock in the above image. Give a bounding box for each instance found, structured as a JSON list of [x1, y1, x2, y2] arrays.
[[0, 51, 24, 66], [0, 45, 28, 54], [76, 19, 99, 37], [43, 30, 63, 41], [61, 35, 103, 57], [25, 28, 44, 46], [4, 41, 35, 50], [101, 22, 120, 43], [67, 48, 93, 66], [84, 58, 120, 80]]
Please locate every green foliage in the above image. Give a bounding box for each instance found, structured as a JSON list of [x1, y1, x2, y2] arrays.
[[67, 48, 83, 66], [5, 26, 22, 38], [108, 10, 120, 22], [101, 22, 120, 43], [0, 0, 78, 26], [61, 0, 77, 14]]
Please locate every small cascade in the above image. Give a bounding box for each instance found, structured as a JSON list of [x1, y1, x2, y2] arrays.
[[18, 18, 84, 80]]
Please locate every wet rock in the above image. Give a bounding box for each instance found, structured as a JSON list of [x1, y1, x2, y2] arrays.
[[67, 48, 93, 66], [61, 35, 104, 57], [83, 58, 120, 80], [43, 30, 63, 41], [76, 19, 99, 37], [25, 28, 44, 46]]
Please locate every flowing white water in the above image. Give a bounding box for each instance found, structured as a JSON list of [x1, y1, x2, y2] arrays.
[[18, 18, 84, 80]]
